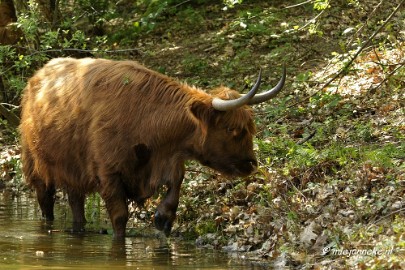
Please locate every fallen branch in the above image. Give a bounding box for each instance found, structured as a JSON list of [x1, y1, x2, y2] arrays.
[[365, 207, 405, 233]]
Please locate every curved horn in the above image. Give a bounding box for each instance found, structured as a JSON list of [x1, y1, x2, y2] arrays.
[[247, 65, 286, 105], [212, 69, 262, 111]]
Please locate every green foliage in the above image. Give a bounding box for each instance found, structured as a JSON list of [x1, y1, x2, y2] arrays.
[[195, 220, 217, 235], [0, 1, 107, 107], [223, 0, 243, 9], [75, 0, 110, 22], [182, 53, 209, 74], [85, 193, 102, 221], [362, 143, 404, 169], [131, 0, 206, 36], [313, 0, 330, 11]]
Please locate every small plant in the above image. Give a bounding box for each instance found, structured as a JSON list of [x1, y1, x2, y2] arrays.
[[181, 53, 209, 74], [85, 193, 102, 221], [196, 220, 217, 235]]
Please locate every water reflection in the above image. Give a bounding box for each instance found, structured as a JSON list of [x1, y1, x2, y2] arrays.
[[0, 191, 264, 269]]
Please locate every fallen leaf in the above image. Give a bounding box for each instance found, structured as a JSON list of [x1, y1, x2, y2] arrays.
[[300, 221, 319, 248]]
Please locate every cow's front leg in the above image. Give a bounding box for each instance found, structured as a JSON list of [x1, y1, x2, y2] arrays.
[[155, 179, 182, 237], [99, 172, 128, 238]]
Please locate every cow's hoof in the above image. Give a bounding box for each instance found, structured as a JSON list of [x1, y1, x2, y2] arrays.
[[154, 211, 172, 237]]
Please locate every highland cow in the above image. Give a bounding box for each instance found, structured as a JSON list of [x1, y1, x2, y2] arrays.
[[20, 57, 286, 237]]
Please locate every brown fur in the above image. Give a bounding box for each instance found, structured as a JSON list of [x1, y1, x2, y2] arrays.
[[20, 57, 258, 237]]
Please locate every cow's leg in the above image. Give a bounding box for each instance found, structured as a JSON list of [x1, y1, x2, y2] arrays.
[[67, 191, 86, 232], [155, 177, 183, 236], [23, 148, 55, 221], [99, 173, 128, 238], [33, 179, 56, 221]]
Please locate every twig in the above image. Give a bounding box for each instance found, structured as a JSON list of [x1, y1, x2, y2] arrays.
[[172, 0, 191, 9], [0, 103, 19, 109], [299, 10, 325, 31], [372, 46, 383, 66], [26, 48, 144, 57], [185, 169, 211, 175], [287, 0, 404, 108], [287, 178, 307, 200], [297, 130, 316, 145], [284, 0, 314, 9]]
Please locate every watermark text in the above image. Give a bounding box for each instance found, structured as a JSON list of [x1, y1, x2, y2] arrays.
[[322, 247, 395, 257]]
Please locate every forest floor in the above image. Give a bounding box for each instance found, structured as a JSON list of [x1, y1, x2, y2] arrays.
[[1, 0, 404, 269], [131, 1, 405, 269]]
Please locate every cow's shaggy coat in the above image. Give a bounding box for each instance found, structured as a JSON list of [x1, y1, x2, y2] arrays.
[[20, 58, 259, 237]]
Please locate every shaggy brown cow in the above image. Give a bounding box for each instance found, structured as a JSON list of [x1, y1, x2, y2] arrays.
[[20, 57, 286, 237]]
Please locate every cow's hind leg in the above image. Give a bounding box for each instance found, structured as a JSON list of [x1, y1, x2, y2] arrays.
[[67, 191, 86, 232], [32, 179, 56, 221], [22, 147, 55, 221]]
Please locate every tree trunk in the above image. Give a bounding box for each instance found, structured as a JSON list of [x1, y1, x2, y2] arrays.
[[35, 0, 61, 27], [0, 0, 17, 25], [11, 0, 28, 16], [0, 0, 20, 44]]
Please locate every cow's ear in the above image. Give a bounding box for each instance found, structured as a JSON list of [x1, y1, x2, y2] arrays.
[[190, 100, 213, 124]]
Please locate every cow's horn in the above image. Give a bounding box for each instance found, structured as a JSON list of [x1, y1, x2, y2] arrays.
[[212, 70, 262, 111], [247, 65, 286, 105]]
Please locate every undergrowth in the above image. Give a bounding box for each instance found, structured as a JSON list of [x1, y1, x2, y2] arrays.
[[0, 0, 404, 269]]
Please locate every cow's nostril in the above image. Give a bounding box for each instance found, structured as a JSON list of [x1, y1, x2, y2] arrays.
[[249, 159, 258, 167], [248, 159, 258, 172]]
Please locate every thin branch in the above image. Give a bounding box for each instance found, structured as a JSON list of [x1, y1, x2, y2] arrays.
[[0, 103, 19, 109], [366, 207, 405, 233], [372, 46, 383, 65], [299, 9, 325, 31], [297, 130, 316, 145], [21, 48, 144, 58], [284, 0, 314, 9], [287, 178, 308, 200], [172, 0, 191, 9]]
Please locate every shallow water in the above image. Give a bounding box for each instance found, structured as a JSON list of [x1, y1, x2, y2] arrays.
[[0, 191, 265, 270]]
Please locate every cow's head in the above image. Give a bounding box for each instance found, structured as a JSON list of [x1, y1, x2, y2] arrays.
[[190, 67, 286, 177]]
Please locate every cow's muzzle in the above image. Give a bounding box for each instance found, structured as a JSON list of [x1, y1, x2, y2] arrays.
[[154, 211, 173, 237]]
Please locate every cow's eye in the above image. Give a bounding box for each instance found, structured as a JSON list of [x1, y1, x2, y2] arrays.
[[226, 127, 244, 139], [226, 127, 235, 134]]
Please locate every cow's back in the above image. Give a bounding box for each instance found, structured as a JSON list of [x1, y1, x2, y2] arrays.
[[20, 58, 152, 191]]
